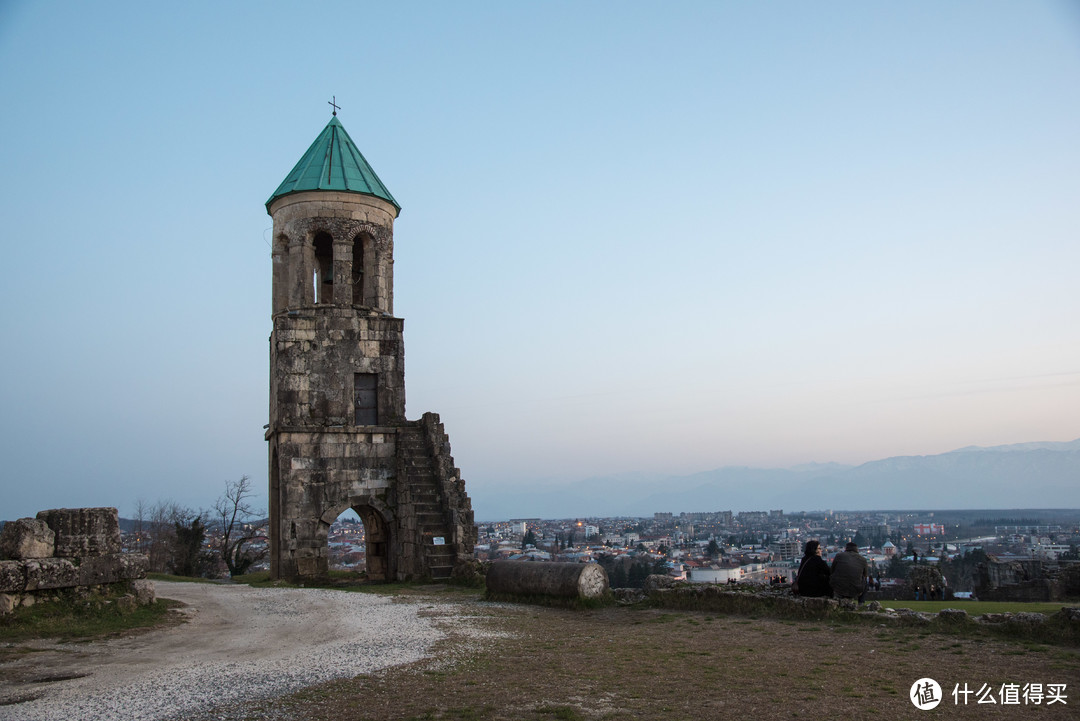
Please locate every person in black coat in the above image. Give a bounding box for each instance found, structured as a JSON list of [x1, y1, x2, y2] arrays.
[[794, 539, 831, 597]]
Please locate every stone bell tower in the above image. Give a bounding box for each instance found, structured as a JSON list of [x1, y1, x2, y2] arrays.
[[265, 113, 475, 581]]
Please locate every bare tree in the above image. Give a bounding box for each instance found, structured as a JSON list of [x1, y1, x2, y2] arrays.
[[132, 497, 149, 555], [147, 500, 175, 572], [212, 475, 266, 577]]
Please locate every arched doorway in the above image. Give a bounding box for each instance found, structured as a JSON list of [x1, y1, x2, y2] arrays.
[[328, 508, 364, 572], [323, 501, 392, 582]]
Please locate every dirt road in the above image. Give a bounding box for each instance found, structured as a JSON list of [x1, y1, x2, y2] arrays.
[[0, 582, 448, 721]]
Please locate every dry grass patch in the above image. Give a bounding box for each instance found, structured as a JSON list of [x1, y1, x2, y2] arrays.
[[210, 598, 1080, 721]]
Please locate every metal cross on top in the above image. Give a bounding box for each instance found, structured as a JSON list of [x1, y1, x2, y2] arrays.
[[328, 96, 341, 116]]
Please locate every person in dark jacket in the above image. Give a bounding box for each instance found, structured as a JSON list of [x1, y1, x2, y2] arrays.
[[831, 541, 869, 602], [794, 540, 831, 597]]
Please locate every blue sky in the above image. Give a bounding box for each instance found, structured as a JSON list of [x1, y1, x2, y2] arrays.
[[1, 2, 1078, 521]]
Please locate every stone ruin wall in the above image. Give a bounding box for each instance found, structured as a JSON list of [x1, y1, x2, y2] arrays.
[[0, 507, 154, 614], [975, 558, 1080, 602], [417, 412, 477, 567], [271, 412, 476, 582], [273, 427, 400, 579]]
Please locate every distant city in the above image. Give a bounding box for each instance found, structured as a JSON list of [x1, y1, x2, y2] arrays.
[[322, 507, 1080, 594], [75, 502, 1080, 595]]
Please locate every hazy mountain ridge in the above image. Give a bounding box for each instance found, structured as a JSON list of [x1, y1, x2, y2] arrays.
[[475, 439, 1080, 520], [947, 439, 1080, 454]]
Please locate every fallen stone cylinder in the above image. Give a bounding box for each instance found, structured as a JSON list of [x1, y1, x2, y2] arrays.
[[486, 560, 609, 600]]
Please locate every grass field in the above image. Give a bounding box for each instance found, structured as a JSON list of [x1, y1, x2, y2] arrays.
[[0, 593, 180, 643], [880, 600, 1069, 616]]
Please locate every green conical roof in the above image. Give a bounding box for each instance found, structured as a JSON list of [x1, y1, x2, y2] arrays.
[[266, 117, 400, 214]]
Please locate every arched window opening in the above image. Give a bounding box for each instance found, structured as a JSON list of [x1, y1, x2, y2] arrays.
[[313, 233, 333, 303], [351, 234, 365, 305], [327, 505, 389, 581]]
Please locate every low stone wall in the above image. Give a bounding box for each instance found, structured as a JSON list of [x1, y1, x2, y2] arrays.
[[977, 578, 1059, 602], [629, 577, 1080, 642], [0, 507, 153, 614]]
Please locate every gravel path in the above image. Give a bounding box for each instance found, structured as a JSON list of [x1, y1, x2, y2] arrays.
[[0, 583, 447, 721]]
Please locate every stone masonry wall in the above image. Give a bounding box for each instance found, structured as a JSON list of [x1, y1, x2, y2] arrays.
[[271, 418, 476, 582], [419, 412, 477, 565], [0, 507, 152, 615], [270, 310, 405, 428], [272, 428, 399, 579]]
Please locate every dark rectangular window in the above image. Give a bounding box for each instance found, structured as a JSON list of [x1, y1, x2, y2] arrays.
[[354, 373, 378, 425]]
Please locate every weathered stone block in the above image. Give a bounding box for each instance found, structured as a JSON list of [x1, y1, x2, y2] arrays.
[[643, 574, 676, 591], [1057, 607, 1080, 623], [296, 556, 320, 576], [0, 593, 16, 614], [0, 561, 27, 593], [24, 557, 79, 591], [0, 518, 55, 560], [37, 507, 121, 557], [936, 608, 970, 624], [78, 553, 147, 586], [1007, 612, 1047, 627], [131, 578, 156, 605], [121, 553, 149, 579]]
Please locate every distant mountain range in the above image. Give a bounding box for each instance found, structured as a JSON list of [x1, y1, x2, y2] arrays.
[[474, 439, 1080, 520]]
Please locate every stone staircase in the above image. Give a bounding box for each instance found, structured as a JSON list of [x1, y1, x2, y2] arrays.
[[396, 428, 456, 579]]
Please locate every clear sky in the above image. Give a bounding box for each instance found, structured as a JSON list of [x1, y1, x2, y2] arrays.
[[1, 1, 1078, 521]]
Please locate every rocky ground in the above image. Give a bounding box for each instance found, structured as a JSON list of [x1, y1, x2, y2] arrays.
[[0, 582, 452, 721]]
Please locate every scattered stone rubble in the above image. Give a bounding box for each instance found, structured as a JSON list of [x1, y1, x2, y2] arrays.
[[0, 507, 153, 614]]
